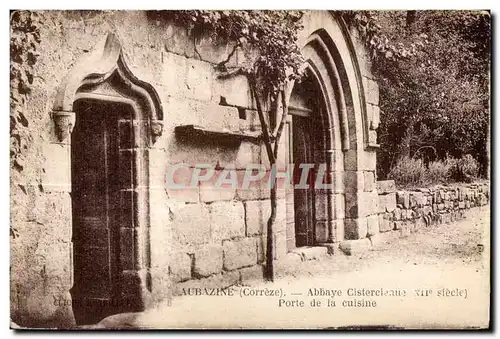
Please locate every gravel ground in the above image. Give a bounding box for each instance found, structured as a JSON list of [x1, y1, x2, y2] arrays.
[[90, 205, 490, 330]]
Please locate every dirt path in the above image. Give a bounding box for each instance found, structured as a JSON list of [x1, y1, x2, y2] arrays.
[[92, 206, 490, 329]]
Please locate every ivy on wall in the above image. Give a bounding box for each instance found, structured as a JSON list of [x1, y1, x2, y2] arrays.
[[156, 10, 308, 281], [10, 10, 41, 174], [342, 10, 427, 63], [161, 10, 306, 99], [10, 11, 41, 239]]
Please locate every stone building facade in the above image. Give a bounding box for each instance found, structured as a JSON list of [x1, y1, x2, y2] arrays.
[[10, 10, 383, 327]]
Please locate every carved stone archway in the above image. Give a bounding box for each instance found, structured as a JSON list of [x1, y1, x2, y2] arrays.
[[288, 11, 379, 244], [51, 32, 164, 324], [52, 32, 163, 143]]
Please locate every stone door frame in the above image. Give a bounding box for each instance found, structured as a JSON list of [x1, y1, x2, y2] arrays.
[[49, 33, 164, 312]]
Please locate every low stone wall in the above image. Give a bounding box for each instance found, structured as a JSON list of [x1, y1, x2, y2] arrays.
[[167, 197, 288, 296], [340, 180, 489, 255]]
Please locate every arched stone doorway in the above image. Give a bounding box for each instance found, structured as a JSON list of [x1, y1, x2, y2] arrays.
[[285, 11, 380, 248], [51, 33, 164, 324], [288, 73, 332, 247]]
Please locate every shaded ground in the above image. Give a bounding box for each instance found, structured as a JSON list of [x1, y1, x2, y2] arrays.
[[90, 205, 490, 329]]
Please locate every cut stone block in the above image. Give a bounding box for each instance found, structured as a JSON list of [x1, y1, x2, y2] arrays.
[[339, 239, 372, 256]]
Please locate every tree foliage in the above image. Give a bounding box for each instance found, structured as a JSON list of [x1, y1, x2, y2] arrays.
[[345, 10, 490, 178]]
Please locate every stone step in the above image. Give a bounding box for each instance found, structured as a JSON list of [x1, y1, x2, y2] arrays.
[[289, 246, 329, 261]]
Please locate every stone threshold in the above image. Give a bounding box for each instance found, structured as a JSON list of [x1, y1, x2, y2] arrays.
[[287, 246, 331, 261]]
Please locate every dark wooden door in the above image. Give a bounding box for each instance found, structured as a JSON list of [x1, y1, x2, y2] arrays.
[[70, 100, 121, 325], [292, 116, 315, 247]]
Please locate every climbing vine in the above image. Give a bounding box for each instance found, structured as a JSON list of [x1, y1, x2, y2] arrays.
[[342, 11, 427, 66], [10, 11, 41, 239], [10, 10, 41, 173], [162, 10, 307, 281], [165, 10, 306, 99]]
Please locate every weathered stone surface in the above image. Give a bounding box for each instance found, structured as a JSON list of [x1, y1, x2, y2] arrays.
[[366, 214, 379, 236], [150, 267, 171, 301], [335, 194, 346, 220], [317, 243, 337, 255], [170, 203, 211, 247], [422, 205, 433, 216], [334, 219, 345, 243], [41, 143, 71, 192], [415, 217, 426, 230], [275, 231, 288, 259], [163, 53, 216, 102], [213, 73, 252, 108], [409, 192, 426, 208], [10, 10, 491, 329], [170, 252, 192, 282], [379, 193, 396, 213], [244, 199, 286, 236], [339, 238, 372, 255], [346, 191, 378, 218], [235, 175, 287, 200], [165, 165, 199, 203], [256, 231, 288, 262], [393, 208, 402, 221], [314, 191, 331, 221], [377, 180, 396, 194], [315, 221, 329, 243], [393, 221, 403, 230], [363, 191, 380, 216], [363, 171, 376, 192], [199, 170, 236, 202], [377, 229, 401, 243], [193, 244, 223, 277], [399, 222, 413, 237], [364, 77, 380, 105], [210, 201, 245, 241], [378, 214, 392, 232], [369, 104, 380, 130], [290, 246, 328, 261], [235, 141, 261, 170], [223, 238, 257, 270], [362, 151, 377, 171], [478, 193, 488, 206], [162, 22, 196, 58], [345, 217, 368, 240], [368, 130, 377, 144], [368, 234, 384, 247], [396, 191, 410, 209], [344, 171, 364, 194], [333, 171, 345, 193], [240, 265, 264, 283], [281, 252, 303, 264]]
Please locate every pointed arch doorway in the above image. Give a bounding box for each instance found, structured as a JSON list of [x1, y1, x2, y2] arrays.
[[70, 98, 137, 324], [51, 33, 164, 325], [288, 72, 332, 247]]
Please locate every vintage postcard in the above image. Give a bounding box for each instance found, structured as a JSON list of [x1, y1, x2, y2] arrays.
[[10, 9, 491, 329]]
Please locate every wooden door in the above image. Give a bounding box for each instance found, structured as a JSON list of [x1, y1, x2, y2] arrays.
[[292, 115, 315, 247], [70, 100, 121, 325]]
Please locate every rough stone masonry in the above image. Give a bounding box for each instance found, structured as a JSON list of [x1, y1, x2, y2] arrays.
[[9, 10, 408, 328]]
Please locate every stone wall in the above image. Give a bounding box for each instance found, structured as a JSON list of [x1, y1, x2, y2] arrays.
[[340, 180, 489, 255], [10, 10, 379, 327]]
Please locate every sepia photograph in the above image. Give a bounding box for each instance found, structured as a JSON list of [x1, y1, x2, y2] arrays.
[[9, 8, 491, 330]]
